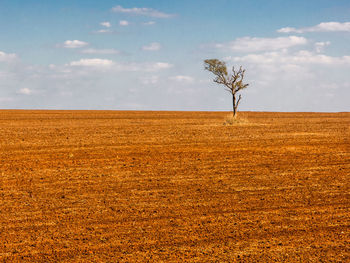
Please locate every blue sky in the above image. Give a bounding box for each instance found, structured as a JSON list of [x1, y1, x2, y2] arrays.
[[0, 0, 350, 111]]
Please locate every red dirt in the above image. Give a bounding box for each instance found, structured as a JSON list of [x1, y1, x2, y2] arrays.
[[0, 110, 349, 262]]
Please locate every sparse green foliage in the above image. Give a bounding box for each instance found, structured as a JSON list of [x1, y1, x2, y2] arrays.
[[204, 59, 249, 118]]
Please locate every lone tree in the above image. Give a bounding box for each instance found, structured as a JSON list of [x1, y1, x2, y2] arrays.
[[204, 59, 249, 118]]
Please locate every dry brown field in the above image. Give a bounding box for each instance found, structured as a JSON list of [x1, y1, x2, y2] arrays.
[[0, 110, 349, 262]]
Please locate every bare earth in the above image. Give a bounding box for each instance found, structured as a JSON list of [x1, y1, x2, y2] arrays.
[[0, 110, 349, 262]]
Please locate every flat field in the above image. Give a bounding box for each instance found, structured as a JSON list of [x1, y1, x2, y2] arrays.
[[0, 110, 349, 262]]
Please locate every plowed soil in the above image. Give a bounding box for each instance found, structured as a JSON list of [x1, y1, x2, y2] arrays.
[[0, 110, 349, 262]]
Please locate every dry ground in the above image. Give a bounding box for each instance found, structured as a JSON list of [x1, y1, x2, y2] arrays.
[[0, 110, 349, 262]]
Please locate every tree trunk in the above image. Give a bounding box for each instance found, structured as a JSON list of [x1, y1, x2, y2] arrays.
[[232, 94, 236, 118]]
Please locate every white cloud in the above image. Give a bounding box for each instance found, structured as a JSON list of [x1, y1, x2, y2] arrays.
[[65, 59, 172, 72], [169, 75, 195, 83], [112, 5, 175, 18], [94, 29, 112, 34], [314, 22, 350, 32], [142, 21, 156, 26], [0, 97, 14, 102], [69, 58, 114, 67], [142, 42, 161, 51], [0, 71, 9, 79], [81, 48, 120, 55], [62, 40, 89, 49], [17, 88, 32, 95], [1, 48, 348, 111], [214, 36, 307, 52], [141, 75, 159, 85], [119, 20, 129, 26], [277, 27, 302, 34], [117, 62, 172, 72], [0, 51, 17, 62], [149, 62, 172, 70], [228, 50, 350, 66], [100, 22, 111, 28], [315, 41, 330, 53], [278, 22, 350, 33], [224, 49, 350, 112]]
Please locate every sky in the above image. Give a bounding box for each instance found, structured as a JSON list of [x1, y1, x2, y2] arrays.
[[0, 0, 350, 112]]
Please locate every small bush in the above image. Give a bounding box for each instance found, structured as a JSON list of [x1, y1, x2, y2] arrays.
[[223, 115, 248, 125]]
